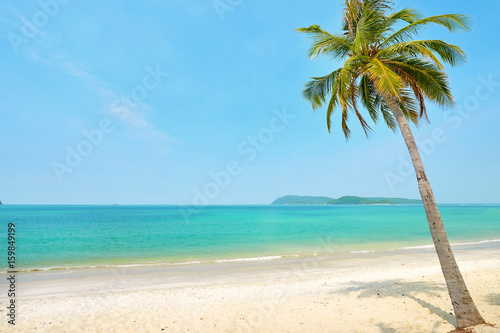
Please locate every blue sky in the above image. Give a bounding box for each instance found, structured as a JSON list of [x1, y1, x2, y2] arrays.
[[1, 0, 499, 204]]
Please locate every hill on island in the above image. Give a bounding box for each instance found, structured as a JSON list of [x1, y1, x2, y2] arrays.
[[271, 195, 422, 205], [271, 195, 334, 205]]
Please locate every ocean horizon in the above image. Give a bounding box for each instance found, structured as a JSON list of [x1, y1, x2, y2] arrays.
[[2, 204, 499, 272]]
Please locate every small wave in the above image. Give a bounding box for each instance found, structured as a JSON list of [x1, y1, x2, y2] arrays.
[[0, 263, 159, 274], [172, 261, 203, 265], [0, 256, 284, 273], [0, 267, 64, 274], [403, 239, 500, 250], [403, 244, 435, 250], [451, 239, 500, 247], [3, 239, 498, 273], [214, 256, 283, 263], [37, 270, 74, 275], [350, 250, 376, 254]]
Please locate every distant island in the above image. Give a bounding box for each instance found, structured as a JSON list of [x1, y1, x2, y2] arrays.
[[271, 195, 422, 205]]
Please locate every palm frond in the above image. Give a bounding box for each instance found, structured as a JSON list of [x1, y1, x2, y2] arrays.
[[302, 69, 342, 110], [380, 40, 467, 68], [339, 91, 351, 139], [366, 58, 403, 97], [296, 25, 352, 60], [380, 102, 397, 131], [326, 92, 339, 132], [387, 57, 455, 107], [359, 75, 380, 123], [383, 14, 471, 46], [386, 8, 419, 24], [398, 89, 421, 125], [349, 81, 372, 136], [397, 70, 427, 118], [297, 1, 469, 137]]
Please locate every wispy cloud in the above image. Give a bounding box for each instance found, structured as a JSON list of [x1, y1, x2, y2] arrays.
[[64, 61, 173, 153], [62, 60, 173, 147], [2, 0, 173, 152]]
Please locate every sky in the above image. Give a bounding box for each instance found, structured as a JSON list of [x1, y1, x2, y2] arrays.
[[1, 0, 499, 205]]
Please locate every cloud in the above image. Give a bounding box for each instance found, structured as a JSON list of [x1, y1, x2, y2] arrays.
[[62, 61, 98, 82], [23, 45, 172, 152], [3, 3, 174, 152], [63, 60, 173, 152]]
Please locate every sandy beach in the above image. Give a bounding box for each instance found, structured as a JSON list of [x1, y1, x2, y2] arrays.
[[1, 247, 499, 333]]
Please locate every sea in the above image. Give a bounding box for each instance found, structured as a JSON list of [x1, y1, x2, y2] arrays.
[[1, 204, 499, 272]]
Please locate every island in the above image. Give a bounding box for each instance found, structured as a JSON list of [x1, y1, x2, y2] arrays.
[[271, 195, 422, 205]]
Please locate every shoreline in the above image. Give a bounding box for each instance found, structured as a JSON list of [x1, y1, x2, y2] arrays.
[[1, 247, 499, 332], [4, 238, 500, 276], [7, 245, 500, 298]]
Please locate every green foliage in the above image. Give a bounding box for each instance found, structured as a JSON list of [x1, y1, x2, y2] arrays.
[[327, 196, 376, 204], [271, 195, 334, 205], [271, 195, 422, 205], [367, 197, 422, 204], [326, 196, 422, 204], [296, 0, 470, 139]]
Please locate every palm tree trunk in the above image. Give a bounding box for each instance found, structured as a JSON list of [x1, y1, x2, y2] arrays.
[[382, 94, 486, 329]]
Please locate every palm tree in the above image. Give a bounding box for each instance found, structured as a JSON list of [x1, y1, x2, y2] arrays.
[[297, 0, 486, 329]]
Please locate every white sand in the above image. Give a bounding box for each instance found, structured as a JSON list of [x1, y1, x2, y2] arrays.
[[1, 248, 499, 333]]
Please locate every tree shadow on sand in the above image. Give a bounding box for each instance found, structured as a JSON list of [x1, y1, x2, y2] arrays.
[[330, 279, 457, 330], [376, 322, 397, 333], [484, 293, 500, 306], [376, 321, 444, 333]]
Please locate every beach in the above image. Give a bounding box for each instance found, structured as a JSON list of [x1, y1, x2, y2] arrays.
[[2, 0, 499, 332], [2, 247, 499, 333]]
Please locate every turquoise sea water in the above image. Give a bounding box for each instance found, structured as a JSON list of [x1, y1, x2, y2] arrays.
[[0, 205, 499, 271]]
